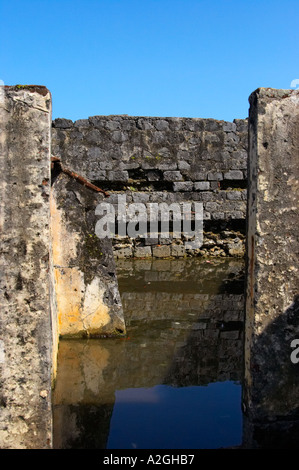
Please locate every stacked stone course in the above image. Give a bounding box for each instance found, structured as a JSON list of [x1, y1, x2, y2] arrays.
[[52, 115, 248, 258]]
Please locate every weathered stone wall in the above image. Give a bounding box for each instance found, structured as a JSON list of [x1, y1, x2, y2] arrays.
[[243, 88, 299, 448], [51, 115, 248, 258], [3, 84, 297, 449], [50, 172, 126, 338], [0, 86, 127, 449], [0, 86, 53, 448]]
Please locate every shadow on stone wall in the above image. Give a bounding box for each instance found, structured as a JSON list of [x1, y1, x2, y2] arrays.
[[243, 295, 299, 449]]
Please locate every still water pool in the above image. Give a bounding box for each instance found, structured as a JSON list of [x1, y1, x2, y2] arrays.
[[53, 258, 245, 449], [108, 382, 242, 449]]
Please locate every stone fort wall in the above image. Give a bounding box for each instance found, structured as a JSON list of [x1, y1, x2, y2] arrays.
[[52, 115, 248, 258]]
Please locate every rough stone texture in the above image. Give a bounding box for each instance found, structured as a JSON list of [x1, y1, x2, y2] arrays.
[[194, 181, 210, 191], [51, 115, 248, 190], [173, 181, 194, 192], [107, 188, 246, 258], [243, 88, 299, 448], [133, 245, 152, 258], [51, 172, 126, 338], [51, 115, 248, 257], [112, 222, 245, 259], [171, 244, 186, 257], [0, 86, 52, 448], [152, 245, 171, 258]]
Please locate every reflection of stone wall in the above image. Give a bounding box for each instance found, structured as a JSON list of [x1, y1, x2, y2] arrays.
[[53, 258, 245, 448], [122, 291, 244, 323], [118, 259, 245, 385], [52, 116, 247, 257]]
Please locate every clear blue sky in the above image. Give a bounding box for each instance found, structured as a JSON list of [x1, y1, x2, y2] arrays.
[[1, 0, 298, 122]]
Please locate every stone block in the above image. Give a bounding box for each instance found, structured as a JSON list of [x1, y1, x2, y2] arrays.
[[157, 162, 178, 170], [87, 147, 103, 159], [141, 161, 160, 170], [224, 133, 240, 145], [119, 161, 140, 170], [212, 212, 225, 219], [224, 170, 244, 180], [226, 191, 242, 200], [205, 119, 221, 131], [74, 119, 90, 128], [205, 133, 220, 144], [173, 181, 193, 191], [106, 120, 121, 131], [171, 245, 186, 257], [99, 161, 114, 170], [134, 246, 152, 258], [121, 120, 136, 131], [163, 171, 183, 182], [193, 172, 207, 180], [234, 118, 248, 133], [194, 181, 210, 190], [154, 119, 170, 131], [230, 150, 247, 170], [111, 130, 128, 143], [107, 170, 129, 182], [178, 161, 191, 170], [144, 238, 159, 245], [114, 246, 133, 258], [159, 237, 172, 245], [210, 181, 219, 190], [207, 172, 223, 181], [200, 192, 213, 202], [136, 118, 154, 130], [53, 118, 73, 128], [231, 211, 245, 219], [88, 170, 106, 180], [152, 245, 171, 258], [223, 122, 237, 132], [152, 131, 167, 145], [205, 201, 218, 211], [132, 192, 150, 203]]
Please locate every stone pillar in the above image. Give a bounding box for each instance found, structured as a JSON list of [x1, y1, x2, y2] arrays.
[[0, 86, 53, 448], [50, 172, 126, 338], [243, 88, 299, 448]]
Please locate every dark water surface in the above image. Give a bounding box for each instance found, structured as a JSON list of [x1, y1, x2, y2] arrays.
[[53, 258, 245, 449]]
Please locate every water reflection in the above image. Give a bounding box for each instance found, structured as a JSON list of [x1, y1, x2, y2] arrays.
[[107, 383, 242, 449], [53, 258, 245, 449]]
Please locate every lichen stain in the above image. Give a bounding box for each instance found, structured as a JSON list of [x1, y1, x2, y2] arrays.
[[50, 192, 79, 267], [11, 84, 49, 97], [53, 267, 84, 336], [53, 340, 110, 405], [52, 252, 110, 337], [50, 183, 122, 338], [82, 277, 110, 334]]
